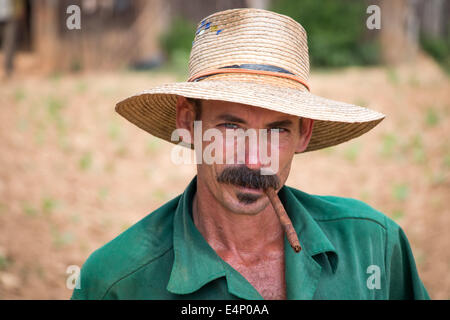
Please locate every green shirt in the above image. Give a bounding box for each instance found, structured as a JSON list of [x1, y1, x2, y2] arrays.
[[71, 177, 429, 300]]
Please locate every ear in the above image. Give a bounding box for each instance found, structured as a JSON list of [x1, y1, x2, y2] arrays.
[[175, 96, 196, 144], [294, 118, 314, 153]]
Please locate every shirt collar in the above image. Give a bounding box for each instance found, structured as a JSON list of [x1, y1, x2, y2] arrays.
[[167, 176, 339, 298], [278, 187, 339, 273], [278, 186, 339, 299], [166, 177, 227, 295]]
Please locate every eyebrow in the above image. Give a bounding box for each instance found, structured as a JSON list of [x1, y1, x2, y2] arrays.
[[215, 114, 294, 127], [266, 119, 294, 128], [216, 114, 247, 124]]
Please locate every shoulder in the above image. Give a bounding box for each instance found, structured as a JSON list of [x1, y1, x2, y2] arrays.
[[71, 195, 181, 300], [285, 185, 391, 230]]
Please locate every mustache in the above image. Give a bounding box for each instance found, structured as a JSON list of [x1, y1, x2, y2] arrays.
[[216, 166, 280, 190]]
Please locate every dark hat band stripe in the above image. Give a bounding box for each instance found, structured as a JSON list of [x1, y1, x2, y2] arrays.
[[188, 64, 310, 91]]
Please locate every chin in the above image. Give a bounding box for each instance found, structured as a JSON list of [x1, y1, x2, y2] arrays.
[[224, 190, 268, 216]]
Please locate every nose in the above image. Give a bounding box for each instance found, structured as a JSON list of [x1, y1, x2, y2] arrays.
[[245, 131, 263, 170]]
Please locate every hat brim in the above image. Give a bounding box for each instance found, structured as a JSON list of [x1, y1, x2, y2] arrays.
[[115, 80, 385, 153]]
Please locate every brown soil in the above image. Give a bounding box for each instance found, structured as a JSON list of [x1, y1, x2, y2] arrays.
[[0, 54, 448, 299]]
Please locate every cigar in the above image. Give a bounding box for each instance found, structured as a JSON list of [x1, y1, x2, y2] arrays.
[[265, 188, 301, 253]]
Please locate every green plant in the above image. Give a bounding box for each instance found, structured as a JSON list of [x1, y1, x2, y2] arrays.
[[0, 253, 11, 271], [75, 80, 88, 93], [391, 209, 404, 221], [98, 187, 109, 200], [120, 223, 132, 232], [320, 146, 335, 155], [343, 142, 361, 163], [354, 98, 368, 108], [420, 34, 450, 74], [22, 202, 38, 217], [48, 72, 62, 83], [42, 197, 59, 215], [407, 134, 427, 165], [424, 107, 440, 127], [386, 67, 399, 85], [444, 152, 450, 168], [14, 88, 26, 102], [159, 16, 196, 76], [392, 183, 410, 202], [50, 226, 75, 248], [146, 137, 162, 155], [108, 121, 122, 141], [79, 152, 93, 171], [271, 0, 380, 68], [46, 96, 67, 134], [152, 188, 169, 202], [379, 133, 398, 158], [359, 190, 371, 202]]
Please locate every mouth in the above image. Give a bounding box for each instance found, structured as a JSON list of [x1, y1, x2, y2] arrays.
[[233, 184, 265, 194]]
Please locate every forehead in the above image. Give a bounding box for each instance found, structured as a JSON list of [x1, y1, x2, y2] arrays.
[[201, 99, 297, 122]]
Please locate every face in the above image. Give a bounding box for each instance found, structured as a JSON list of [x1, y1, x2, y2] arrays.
[[176, 97, 314, 215]]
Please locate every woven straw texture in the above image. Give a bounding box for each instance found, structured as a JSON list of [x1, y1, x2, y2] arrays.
[[116, 8, 385, 153]]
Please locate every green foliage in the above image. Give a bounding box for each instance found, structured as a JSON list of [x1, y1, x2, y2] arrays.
[[108, 121, 122, 141], [444, 152, 450, 169], [386, 67, 399, 85], [391, 209, 404, 221], [75, 80, 88, 93], [379, 133, 398, 158], [320, 146, 335, 155], [152, 188, 168, 202], [392, 183, 410, 202], [343, 142, 361, 163], [159, 16, 196, 76], [0, 253, 12, 271], [146, 137, 162, 155], [424, 107, 440, 127], [271, 0, 380, 68], [359, 189, 371, 202], [23, 202, 38, 217], [420, 34, 450, 74], [79, 152, 93, 171], [98, 187, 109, 200], [407, 134, 427, 165], [46, 96, 67, 134], [50, 225, 75, 249], [42, 197, 59, 215], [14, 88, 26, 102]]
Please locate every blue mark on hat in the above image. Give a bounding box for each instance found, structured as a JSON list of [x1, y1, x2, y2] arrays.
[[194, 20, 222, 37]]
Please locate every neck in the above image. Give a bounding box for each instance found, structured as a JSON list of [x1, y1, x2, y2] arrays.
[[192, 180, 284, 260]]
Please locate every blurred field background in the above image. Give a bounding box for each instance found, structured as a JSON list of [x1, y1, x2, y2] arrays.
[[0, 0, 449, 299]]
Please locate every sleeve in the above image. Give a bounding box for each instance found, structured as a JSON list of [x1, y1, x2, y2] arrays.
[[70, 250, 111, 300], [385, 218, 430, 300]]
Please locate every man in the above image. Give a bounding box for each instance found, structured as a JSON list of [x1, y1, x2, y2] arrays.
[[71, 8, 429, 300]]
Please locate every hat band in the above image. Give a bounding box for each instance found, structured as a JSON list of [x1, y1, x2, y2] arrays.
[[188, 64, 310, 91]]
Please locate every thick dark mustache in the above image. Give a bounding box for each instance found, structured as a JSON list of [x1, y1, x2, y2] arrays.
[[217, 166, 280, 190]]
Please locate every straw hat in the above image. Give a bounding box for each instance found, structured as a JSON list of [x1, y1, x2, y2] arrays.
[[116, 8, 385, 153]]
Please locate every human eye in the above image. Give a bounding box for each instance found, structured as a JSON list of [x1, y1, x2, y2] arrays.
[[220, 123, 240, 129], [270, 127, 288, 133]]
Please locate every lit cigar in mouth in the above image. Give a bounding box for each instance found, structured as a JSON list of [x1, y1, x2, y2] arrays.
[[265, 188, 301, 253]]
